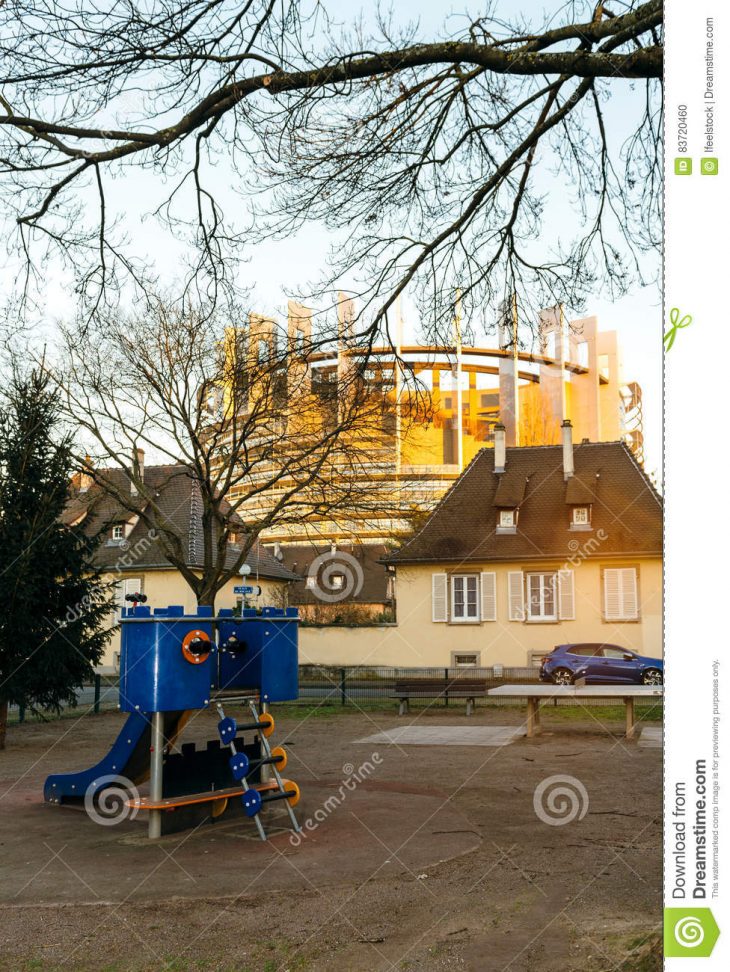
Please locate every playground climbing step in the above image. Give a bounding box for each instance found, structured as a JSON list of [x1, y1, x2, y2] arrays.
[[216, 697, 301, 841], [355, 726, 522, 747]]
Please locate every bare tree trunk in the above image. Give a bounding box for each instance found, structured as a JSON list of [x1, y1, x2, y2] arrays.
[[0, 698, 8, 750]]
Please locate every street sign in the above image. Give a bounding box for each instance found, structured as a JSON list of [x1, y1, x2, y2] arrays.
[[233, 584, 260, 595]]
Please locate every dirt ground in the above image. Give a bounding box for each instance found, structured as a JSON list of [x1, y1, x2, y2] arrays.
[[0, 704, 662, 972]]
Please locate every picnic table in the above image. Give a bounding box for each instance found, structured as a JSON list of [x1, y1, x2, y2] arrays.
[[487, 684, 663, 739]]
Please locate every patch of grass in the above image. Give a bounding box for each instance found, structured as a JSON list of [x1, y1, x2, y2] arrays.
[[616, 933, 662, 971], [545, 704, 663, 723]]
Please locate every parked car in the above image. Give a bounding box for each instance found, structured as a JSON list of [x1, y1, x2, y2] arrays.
[[539, 644, 663, 686]]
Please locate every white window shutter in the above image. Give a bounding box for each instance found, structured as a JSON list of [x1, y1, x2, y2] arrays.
[[604, 569, 621, 620], [604, 568, 638, 620], [123, 577, 143, 597], [558, 570, 575, 620], [480, 572, 497, 621], [621, 568, 639, 619], [432, 573, 448, 622], [507, 571, 524, 621]]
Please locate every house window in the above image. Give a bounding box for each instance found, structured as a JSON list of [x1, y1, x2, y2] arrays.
[[572, 507, 590, 526], [452, 652, 480, 668], [526, 572, 557, 621], [451, 574, 479, 622], [116, 577, 142, 619], [330, 574, 345, 590], [499, 510, 516, 528], [111, 524, 125, 541], [603, 567, 639, 621]]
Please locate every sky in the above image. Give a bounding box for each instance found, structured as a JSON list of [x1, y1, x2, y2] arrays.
[[4, 0, 663, 479]]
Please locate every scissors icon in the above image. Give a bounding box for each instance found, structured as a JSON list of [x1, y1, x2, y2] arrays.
[[664, 307, 692, 351]]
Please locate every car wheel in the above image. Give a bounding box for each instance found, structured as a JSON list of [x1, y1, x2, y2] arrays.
[[642, 668, 663, 686], [551, 668, 574, 686]]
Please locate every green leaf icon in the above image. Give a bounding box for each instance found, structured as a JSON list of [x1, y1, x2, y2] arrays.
[[664, 908, 720, 958]]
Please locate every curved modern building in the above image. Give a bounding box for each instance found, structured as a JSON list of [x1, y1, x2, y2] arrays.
[[221, 298, 644, 544]]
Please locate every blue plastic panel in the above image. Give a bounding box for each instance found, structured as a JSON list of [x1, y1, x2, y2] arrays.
[[216, 607, 299, 702], [119, 605, 214, 712]]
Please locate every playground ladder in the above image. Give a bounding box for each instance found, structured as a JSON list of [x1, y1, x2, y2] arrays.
[[215, 698, 301, 841]]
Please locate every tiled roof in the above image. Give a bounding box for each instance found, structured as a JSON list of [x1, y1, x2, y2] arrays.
[[386, 442, 662, 564], [68, 464, 298, 581], [274, 542, 392, 605]]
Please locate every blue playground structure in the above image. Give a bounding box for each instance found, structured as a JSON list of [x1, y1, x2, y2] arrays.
[[44, 602, 301, 840]]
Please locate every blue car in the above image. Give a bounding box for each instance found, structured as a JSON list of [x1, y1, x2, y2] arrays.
[[539, 644, 663, 686]]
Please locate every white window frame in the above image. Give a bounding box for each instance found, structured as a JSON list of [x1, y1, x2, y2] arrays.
[[111, 524, 125, 541], [451, 652, 480, 668], [526, 572, 558, 622], [499, 509, 516, 528], [572, 506, 590, 525], [450, 574, 480, 623]]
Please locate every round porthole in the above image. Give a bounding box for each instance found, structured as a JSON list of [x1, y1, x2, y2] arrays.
[[181, 629, 211, 665]]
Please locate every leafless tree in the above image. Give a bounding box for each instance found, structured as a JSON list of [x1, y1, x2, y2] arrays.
[[51, 299, 412, 606], [0, 1, 662, 339]]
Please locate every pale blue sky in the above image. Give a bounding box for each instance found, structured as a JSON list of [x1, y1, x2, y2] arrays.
[[11, 0, 662, 477]]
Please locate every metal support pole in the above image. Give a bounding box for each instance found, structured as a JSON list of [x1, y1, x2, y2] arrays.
[[340, 668, 347, 706], [260, 700, 271, 782], [93, 674, 101, 714], [148, 712, 165, 839]]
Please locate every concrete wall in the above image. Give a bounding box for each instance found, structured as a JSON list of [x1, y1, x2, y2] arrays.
[[299, 557, 662, 668]]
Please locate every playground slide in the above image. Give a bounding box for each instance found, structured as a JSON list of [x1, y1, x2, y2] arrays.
[[43, 709, 189, 804]]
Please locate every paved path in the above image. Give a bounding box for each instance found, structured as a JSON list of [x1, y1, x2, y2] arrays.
[[355, 725, 522, 747], [638, 726, 663, 748]]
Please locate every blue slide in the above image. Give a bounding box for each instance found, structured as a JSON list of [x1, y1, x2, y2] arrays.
[[44, 710, 187, 804]]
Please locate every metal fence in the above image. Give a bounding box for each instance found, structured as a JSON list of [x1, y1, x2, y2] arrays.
[[7, 666, 663, 724]]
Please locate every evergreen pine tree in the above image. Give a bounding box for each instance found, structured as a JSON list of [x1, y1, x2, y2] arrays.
[[0, 368, 115, 748]]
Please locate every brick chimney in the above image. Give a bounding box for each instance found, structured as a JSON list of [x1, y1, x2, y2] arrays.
[[561, 419, 574, 480], [494, 423, 506, 474]]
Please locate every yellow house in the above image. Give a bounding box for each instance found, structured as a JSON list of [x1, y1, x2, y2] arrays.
[[382, 423, 662, 669], [67, 461, 298, 670]]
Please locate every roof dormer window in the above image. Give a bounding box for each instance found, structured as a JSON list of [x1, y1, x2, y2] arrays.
[[570, 506, 592, 530], [496, 509, 518, 534]]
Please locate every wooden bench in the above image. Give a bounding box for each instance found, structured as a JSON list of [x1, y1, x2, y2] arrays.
[[391, 678, 488, 716]]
